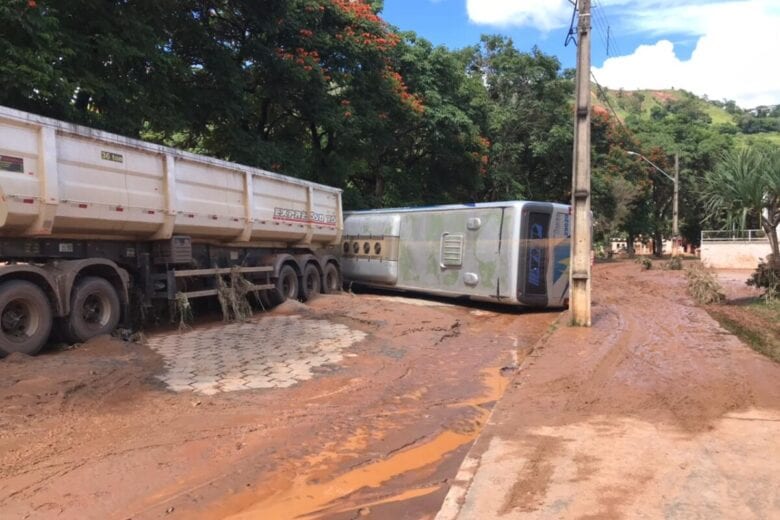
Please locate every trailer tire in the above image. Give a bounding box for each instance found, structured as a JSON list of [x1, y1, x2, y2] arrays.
[[322, 263, 341, 294], [272, 265, 299, 304], [65, 277, 121, 343], [0, 281, 53, 356], [258, 289, 275, 311], [301, 264, 321, 301]]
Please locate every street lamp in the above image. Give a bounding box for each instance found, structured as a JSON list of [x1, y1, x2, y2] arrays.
[[626, 151, 680, 255]]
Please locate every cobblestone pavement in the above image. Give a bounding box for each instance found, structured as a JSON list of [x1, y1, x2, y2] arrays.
[[147, 316, 367, 395]]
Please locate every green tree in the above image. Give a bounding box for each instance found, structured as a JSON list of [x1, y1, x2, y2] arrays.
[[467, 36, 574, 203], [625, 93, 735, 249], [1, 0, 190, 135], [589, 109, 647, 246], [700, 147, 780, 266]]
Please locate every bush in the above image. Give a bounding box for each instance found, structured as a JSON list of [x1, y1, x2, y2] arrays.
[[664, 256, 683, 270], [686, 264, 725, 304], [638, 257, 652, 270], [747, 260, 780, 302]]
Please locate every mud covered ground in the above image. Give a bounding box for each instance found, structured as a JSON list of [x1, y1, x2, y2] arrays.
[[439, 261, 780, 519], [3, 261, 777, 520], [0, 291, 560, 519]]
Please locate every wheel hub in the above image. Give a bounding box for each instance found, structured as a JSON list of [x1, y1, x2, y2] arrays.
[[82, 294, 106, 325], [2, 301, 32, 339]]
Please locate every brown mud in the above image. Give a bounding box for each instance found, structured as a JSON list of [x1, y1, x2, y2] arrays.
[[439, 261, 780, 519], [0, 291, 558, 519]]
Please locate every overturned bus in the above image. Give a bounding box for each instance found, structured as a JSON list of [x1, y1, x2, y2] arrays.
[[341, 201, 571, 308]]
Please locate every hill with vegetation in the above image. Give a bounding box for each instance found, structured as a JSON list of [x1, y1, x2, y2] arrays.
[[593, 88, 780, 146]]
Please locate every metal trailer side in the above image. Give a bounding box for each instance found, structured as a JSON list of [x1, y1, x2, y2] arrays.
[[0, 105, 342, 246], [341, 201, 571, 307], [0, 106, 344, 356]]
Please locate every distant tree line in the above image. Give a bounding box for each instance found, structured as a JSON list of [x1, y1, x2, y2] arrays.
[[1, 0, 776, 250]]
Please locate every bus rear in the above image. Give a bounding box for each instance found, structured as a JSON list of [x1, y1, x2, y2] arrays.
[[517, 203, 571, 307]]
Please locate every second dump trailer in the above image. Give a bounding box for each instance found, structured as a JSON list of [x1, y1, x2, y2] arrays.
[[341, 201, 571, 307], [0, 105, 344, 355]]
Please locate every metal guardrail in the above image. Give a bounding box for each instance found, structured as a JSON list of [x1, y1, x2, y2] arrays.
[[701, 229, 768, 242]]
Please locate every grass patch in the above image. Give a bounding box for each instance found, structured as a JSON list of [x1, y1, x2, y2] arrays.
[[707, 300, 780, 363]]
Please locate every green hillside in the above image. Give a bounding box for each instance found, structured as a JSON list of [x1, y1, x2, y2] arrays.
[[592, 88, 780, 146]]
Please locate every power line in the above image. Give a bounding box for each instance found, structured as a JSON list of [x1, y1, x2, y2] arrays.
[[590, 70, 632, 137], [591, 0, 624, 56], [590, 4, 611, 52]]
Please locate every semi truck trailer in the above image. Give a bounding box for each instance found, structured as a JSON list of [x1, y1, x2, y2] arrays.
[[341, 201, 571, 307], [0, 105, 343, 356]]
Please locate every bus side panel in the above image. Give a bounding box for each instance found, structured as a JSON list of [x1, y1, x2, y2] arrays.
[[341, 213, 401, 284], [395, 208, 505, 298]]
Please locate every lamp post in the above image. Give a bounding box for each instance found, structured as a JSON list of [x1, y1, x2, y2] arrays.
[[627, 151, 680, 256]]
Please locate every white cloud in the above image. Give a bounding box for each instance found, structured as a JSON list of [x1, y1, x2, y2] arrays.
[[592, 0, 780, 107], [466, 0, 573, 31]]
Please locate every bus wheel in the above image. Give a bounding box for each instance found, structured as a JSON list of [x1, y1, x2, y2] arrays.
[[322, 263, 341, 294], [0, 280, 52, 356], [66, 277, 120, 343], [301, 264, 321, 301]]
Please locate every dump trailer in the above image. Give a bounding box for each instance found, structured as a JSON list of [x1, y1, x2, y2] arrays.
[[341, 201, 571, 307], [0, 105, 343, 355]]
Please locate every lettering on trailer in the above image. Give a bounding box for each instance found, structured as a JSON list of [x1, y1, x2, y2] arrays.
[[273, 207, 337, 226], [101, 151, 124, 163], [0, 155, 23, 173]]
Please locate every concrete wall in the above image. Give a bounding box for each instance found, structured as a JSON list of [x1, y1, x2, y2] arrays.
[[701, 240, 771, 269]]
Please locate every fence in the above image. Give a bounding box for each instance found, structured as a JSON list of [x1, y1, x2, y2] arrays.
[[701, 229, 767, 242]]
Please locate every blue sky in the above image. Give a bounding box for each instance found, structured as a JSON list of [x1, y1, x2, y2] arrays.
[[380, 1, 780, 108]]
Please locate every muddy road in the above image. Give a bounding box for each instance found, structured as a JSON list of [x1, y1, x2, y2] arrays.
[[0, 292, 560, 519], [439, 261, 780, 519]]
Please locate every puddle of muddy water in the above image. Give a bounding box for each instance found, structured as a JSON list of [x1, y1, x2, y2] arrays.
[[203, 367, 511, 520]]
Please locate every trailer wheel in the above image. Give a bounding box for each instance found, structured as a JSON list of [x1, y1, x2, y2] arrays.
[[301, 264, 321, 301], [272, 265, 299, 304], [66, 277, 121, 343], [322, 263, 341, 294], [0, 281, 53, 356], [258, 289, 275, 311]]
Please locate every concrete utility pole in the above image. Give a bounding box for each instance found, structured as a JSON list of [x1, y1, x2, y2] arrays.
[[570, 0, 592, 326], [673, 152, 679, 255]]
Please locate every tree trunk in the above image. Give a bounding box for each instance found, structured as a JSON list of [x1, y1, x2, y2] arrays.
[[653, 229, 663, 257], [762, 217, 780, 268], [627, 232, 635, 256], [374, 175, 385, 202]]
